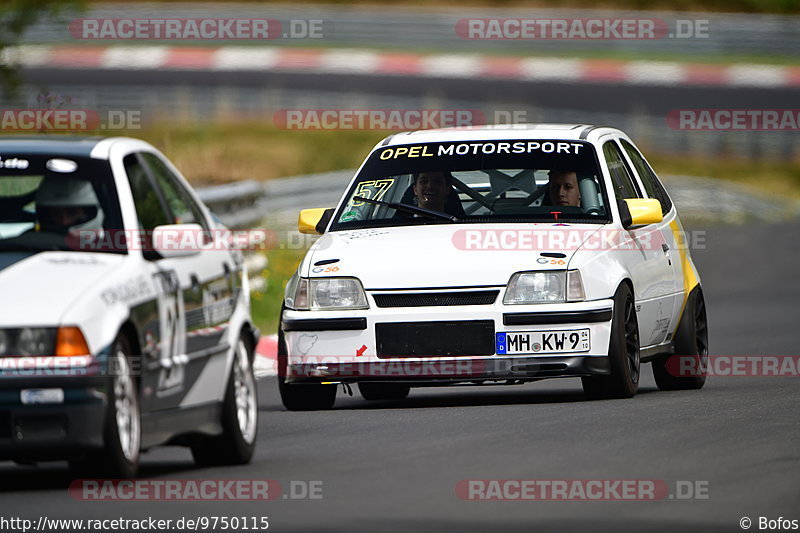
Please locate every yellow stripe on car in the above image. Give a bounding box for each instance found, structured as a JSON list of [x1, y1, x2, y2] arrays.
[[669, 219, 699, 318]]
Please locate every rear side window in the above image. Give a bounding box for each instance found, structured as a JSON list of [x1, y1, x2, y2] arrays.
[[620, 139, 673, 215], [602, 141, 640, 200]]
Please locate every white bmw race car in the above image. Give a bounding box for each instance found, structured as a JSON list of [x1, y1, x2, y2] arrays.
[[0, 136, 258, 477], [279, 124, 708, 410]]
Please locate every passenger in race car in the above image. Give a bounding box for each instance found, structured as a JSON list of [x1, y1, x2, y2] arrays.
[[546, 170, 582, 207]]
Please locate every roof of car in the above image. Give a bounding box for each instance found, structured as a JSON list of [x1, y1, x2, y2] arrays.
[[378, 124, 622, 147], [0, 136, 155, 160], [0, 136, 110, 157]]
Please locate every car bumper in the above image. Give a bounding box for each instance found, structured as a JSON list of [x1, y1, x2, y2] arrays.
[[0, 373, 108, 460], [285, 355, 610, 384], [281, 299, 614, 384]]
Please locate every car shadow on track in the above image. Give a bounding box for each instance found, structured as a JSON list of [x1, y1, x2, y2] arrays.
[[0, 460, 200, 492], [259, 383, 662, 412]]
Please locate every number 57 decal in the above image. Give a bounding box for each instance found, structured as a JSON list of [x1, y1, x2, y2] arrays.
[[351, 179, 395, 206]]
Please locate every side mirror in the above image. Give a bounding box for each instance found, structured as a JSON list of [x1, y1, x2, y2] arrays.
[[298, 208, 334, 235], [622, 199, 663, 228], [150, 223, 204, 258]]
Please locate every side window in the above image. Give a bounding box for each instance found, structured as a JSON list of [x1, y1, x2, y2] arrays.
[[620, 139, 673, 215], [141, 153, 209, 231], [124, 153, 170, 231], [602, 141, 640, 200]]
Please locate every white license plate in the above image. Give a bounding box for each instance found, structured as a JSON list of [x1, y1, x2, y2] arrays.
[[496, 329, 590, 355]]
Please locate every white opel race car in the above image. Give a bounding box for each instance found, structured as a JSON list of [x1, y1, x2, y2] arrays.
[[279, 124, 708, 410], [0, 136, 258, 477]]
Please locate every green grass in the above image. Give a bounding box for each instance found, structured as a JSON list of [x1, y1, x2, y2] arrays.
[[646, 152, 800, 200], [121, 121, 385, 186], [250, 245, 308, 335]]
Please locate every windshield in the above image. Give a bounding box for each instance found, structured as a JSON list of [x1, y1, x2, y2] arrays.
[[0, 154, 124, 253], [330, 140, 609, 231]]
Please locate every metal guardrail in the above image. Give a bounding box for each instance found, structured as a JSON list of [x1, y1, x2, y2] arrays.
[[195, 179, 267, 230], [262, 170, 354, 227], [195, 180, 268, 291]]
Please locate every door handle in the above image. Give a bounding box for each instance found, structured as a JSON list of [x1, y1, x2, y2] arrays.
[[661, 243, 670, 253]]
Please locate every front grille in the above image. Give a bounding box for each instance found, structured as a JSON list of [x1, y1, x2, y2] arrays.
[[373, 290, 499, 308], [376, 320, 495, 357]]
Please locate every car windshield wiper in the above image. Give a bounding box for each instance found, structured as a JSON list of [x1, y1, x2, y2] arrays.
[[352, 196, 459, 222]]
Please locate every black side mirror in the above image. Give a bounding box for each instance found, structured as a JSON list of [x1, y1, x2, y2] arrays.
[[316, 208, 335, 234], [617, 199, 633, 229]]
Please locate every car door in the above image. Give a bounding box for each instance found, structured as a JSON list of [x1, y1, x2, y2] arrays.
[[618, 137, 683, 344], [125, 152, 235, 412], [601, 138, 675, 348]]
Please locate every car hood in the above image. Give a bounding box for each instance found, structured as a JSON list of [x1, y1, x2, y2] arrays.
[[306, 223, 604, 289], [0, 251, 124, 326]]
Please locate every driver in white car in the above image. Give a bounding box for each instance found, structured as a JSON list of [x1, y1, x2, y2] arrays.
[[35, 176, 104, 234]]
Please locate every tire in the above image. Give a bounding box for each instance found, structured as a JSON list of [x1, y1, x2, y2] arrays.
[[277, 328, 336, 411], [359, 382, 410, 401], [652, 287, 708, 391], [192, 332, 258, 466], [582, 283, 640, 399], [73, 335, 141, 478]]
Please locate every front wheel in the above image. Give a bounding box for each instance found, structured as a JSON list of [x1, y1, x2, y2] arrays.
[[71, 335, 141, 478], [192, 332, 258, 466], [582, 283, 640, 399], [652, 287, 708, 391]]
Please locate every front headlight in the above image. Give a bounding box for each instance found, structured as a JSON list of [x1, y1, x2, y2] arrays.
[[17, 327, 57, 356], [503, 270, 585, 304], [287, 277, 368, 310]]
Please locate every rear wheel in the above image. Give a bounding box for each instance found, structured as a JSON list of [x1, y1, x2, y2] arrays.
[[277, 328, 336, 411], [192, 332, 258, 466], [652, 288, 708, 390], [582, 283, 640, 399], [359, 383, 410, 401]]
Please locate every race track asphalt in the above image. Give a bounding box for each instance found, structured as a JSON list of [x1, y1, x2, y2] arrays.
[[1, 221, 798, 533]]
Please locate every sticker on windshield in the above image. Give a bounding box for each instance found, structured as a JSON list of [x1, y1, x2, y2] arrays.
[[379, 141, 585, 160], [340, 210, 359, 222], [46, 158, 78, 173], [351, 178, 395, 206], [0, 157, 29, 170]]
